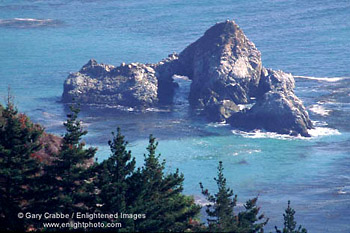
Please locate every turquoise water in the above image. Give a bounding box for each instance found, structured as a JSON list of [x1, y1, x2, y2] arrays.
[[1, 0, 350, 232]]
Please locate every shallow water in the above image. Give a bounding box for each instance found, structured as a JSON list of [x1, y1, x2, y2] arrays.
[[1, 0, 350, 232]]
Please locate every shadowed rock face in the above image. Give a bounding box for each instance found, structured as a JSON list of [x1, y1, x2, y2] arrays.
[[228, 91, 313, 137], [150, 53, 181, 104], [234, 67, 313, 137], [62, 20, 313, 136], [257, 68, 295, 97]]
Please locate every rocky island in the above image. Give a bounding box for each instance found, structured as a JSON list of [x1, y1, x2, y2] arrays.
[[62, 20, 313, 136]]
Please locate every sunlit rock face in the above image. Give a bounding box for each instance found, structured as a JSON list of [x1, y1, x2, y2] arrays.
[[177, 20, 262, 108], [62, 59, 159, 108]]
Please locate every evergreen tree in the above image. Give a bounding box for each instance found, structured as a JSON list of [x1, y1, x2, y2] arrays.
[[0, 100, 43, 231], [94, 128, 136, 230], [275, 201, 307, 233], [200, 161, 267, 232], [40, 105, 96, 218], [200, 161, 239, 232], [237, 197, 268, 233], [132, 135, 200, 232]]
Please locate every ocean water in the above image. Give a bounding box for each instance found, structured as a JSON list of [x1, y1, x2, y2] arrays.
[[1, 0, 350, 232]]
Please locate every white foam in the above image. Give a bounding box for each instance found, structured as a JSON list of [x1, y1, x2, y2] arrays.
[[0, 18, 55, 24], [103, 104, 135, 112], [207, 121, 229, 127], [13, 18, 53, 22], [246, 149, 262, 154], [42, 111, 57, 118], [309, 104, 332, 116], [338, 190, 347, 194], [294, 75, 347, 82], [238, 103, 254, 111], [194, 196, 245, 208], [231, 149, 261, 156], [312, 120, 328, 127], [0, 18, 62, 28], [194, 198, 213, 207], [42, 120, 64, 128], [173, 75, 190, 81], [232, 129, 297, 140], [308, 127, 341, 137], [144, 107, 171, 113], [232, 127, 341, 140], [88, 103, 169, 112], [337, 186, 350, 195]]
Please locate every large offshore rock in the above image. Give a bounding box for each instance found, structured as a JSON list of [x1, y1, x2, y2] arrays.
[[178, 20, 262, 108], [61, 20, 313, 136], [62, 59, 159, 108]]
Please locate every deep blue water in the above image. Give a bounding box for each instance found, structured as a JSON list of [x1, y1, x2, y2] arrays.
[[1, 0, 350, 232]]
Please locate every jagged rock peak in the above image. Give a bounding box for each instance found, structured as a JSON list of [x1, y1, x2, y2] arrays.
[[189, 19, 259, 56], [83, 58, 98, 67], [179, 19, 262, 108], [205, 20, 241, 40], [79, 59, 115, 77]]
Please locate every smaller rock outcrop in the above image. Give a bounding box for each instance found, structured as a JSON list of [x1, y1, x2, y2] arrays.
[[229, 91, 312, 136], [229, 69, 312, 137], [257, 68, 295, 97], [203, 98, 240, 122], [62, 59, 158, 108]]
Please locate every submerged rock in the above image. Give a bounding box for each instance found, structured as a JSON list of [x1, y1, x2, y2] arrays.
[[62, 20, 313, 136]]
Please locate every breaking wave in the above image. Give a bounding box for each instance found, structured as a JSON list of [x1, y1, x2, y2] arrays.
[[294, 75, 348, 82], [309, 104, 332, 116], [206, 122, 230, 127], [308, 127, 341, 137], [232, 127, 340, 140], [337, 186, 350, 195], [0, 18, 63, 28], [78, 103, 171, 113]]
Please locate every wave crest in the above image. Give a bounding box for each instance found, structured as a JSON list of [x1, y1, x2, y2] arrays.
[[294, 75, 348, 82], [309, 104, 332, 116], [232, 127, 340, 140], [0, 18, 63, 28]]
